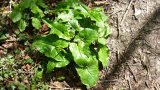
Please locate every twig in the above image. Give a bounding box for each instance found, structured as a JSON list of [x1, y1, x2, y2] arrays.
[[94, 1, 108, 5], [99, 79, 119, 83], [146, 1, 148, 14], [116, 14, 120, 39], [109, 10, 122, 16], [120, 0, 133, 25], [48, 87, 74, 90], [9, 0, 13, 12], [127, 63, 138, 83], [127, 79, 132, 90]]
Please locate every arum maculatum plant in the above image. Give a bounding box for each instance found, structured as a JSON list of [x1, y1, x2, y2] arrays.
[[10, 0, 111, 88]]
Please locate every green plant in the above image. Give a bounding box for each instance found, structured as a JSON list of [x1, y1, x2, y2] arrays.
[[10, 0, 48, 32], [10, 0, 111, 88], [0, 55, 15, 82], [0, 55, 27, 90]]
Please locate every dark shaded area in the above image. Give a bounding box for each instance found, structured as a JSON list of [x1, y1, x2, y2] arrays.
[[42, 62, 87, 89]]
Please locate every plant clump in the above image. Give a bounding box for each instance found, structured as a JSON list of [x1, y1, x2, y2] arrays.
[[10, 0, 111, 88]]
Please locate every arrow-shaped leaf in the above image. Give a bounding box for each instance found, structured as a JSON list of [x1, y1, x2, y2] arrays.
[[76, 57, 98, 88]]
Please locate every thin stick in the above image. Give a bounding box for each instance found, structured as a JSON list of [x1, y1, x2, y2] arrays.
[[146, 1, 148, 14], [49, 87, 74, 90], [94, 1, 108, 5], [127, 63, 137, 83], [120, 0, 133, 25], [127, 79, 132, 90]]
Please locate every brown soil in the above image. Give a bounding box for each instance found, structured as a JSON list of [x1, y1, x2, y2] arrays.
[[95, 0, 160, 90]]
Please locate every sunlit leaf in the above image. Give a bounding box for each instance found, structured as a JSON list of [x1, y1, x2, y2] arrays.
[[69, 42, 94, 66], [98, 45, 109, 68], [18, 19, 27, 32], [57, 10, 73, 22], [32, 17, 41, 30], [32, 34, 69, 59], [43, 19, 72, 40], [76, 57, 98, 88], [53, 40, 69, 48], [69, 43, 88, 67], [98, 37, 107, 45], [69, 19, 81, 31], [32, 40, 58, 59], [75, 28, 98, 46]]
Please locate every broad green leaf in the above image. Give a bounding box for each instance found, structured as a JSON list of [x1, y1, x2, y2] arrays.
[[74, 3, 102, 22], [78, 41, 92, 57], [98, 45, 109, 68], [105, 26, 111, 37], [32, 40, 58, 59], [54, 52, 68, 61], [75, 28, 98, 46], [80, 4, 107, 22], [74, 3, 108, 25], [76, 57, 98, 88], [98, 38, 107, 45], [33, 40, 68, 62], [20, 0, 32, 9], [57, 10, 73, 22], [89, 8, 107, 22], [50, 30, 70, 40], [30, 3, 44, 17], [98, 26, 107, 37], [18, 19, 27, 32], [47, 58, 70, 72], [70, 43, 99, 87], [69, 43, 91, 67], [32, 17, 41, 29], [69, 19, 81, 31], [50, 23, 71, 40], [10, 10, 22, 22], [53, 40, 69, 48], [32, 34, 69, 60], [36, 34, 69, 48], [98, 25, 111, 37], [51, 23, 68, 35], [43, 19, 72, 40], [74, 3, 89, 16]]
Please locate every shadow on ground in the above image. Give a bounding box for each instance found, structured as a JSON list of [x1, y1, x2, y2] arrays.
[[102, 6, 160, 89]]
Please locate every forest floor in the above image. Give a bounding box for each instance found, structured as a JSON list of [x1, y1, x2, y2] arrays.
[[96, 0, 160, 89], [0, 0, 160, 90]]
